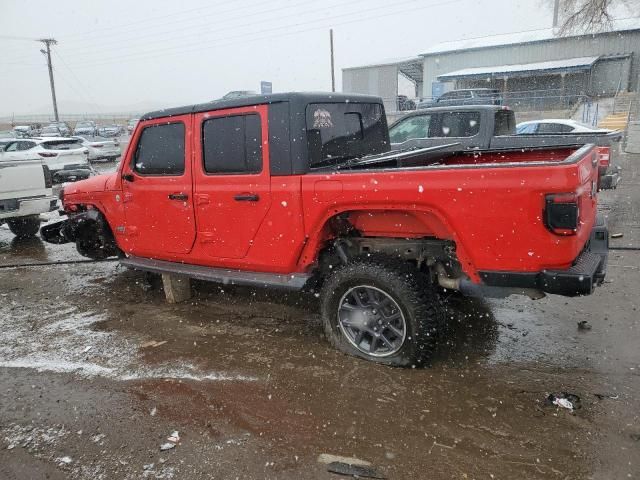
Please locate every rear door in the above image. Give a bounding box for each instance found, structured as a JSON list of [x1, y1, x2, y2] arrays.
[[193, 105, 271, 259], [121, 116, 196, 257]]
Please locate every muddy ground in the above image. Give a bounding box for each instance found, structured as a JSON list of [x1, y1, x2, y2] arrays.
[[1, 154, 639, 479]]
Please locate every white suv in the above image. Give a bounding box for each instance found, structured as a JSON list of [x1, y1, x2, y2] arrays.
[[1, 137, 93, 184]]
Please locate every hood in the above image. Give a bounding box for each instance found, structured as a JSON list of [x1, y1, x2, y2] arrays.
[[62, 172, 118, 195]]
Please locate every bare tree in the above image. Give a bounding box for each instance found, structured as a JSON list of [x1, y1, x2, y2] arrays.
[[552, 0, 638, 34]]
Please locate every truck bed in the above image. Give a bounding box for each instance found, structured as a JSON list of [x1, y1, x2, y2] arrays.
[[301, 144, 599, 282]]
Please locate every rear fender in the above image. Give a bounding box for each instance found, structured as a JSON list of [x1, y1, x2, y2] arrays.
[[297, 208, 479, 281]]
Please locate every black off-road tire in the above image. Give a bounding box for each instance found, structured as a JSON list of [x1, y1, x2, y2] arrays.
[[7, 215, 41, 239], [320, 254, 445, 367]]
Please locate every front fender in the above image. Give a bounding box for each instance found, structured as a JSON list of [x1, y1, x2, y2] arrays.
[[40, 209, 107, 245]]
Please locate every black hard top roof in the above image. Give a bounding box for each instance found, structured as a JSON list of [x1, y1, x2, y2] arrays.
[[140, 92, 384, 121]]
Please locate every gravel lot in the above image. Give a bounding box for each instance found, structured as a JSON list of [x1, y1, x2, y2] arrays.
[[0, 152, 638, 479]]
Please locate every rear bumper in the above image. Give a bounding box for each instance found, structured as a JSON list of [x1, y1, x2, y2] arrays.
[[477, 215, 608, 297], [0, 195, 57, 220]]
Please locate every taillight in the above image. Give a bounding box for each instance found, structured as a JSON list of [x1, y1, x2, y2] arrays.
[[597, 146, 610, 169], [544, 193, 581, 236], [38, 152, 57, 158], [42, 164, 53, 188]]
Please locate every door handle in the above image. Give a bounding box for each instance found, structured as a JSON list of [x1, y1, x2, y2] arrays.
[[168, 193, 189, 201], [234, 193, 259, 202]]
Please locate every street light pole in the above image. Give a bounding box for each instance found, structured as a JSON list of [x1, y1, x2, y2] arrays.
[[330, 29, 336, 92], [39, 38, 59, 122]]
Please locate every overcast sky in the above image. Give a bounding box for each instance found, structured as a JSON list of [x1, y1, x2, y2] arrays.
[[0, 0, 556, 116]]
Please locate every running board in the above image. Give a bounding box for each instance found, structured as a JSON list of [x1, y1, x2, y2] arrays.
[[120, 256, 311, 291]]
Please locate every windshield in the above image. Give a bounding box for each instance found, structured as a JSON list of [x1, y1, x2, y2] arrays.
[[306, 102, 388, 167]]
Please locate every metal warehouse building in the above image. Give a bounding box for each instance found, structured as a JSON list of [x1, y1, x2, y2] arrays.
[[343, 19, 640, 116]]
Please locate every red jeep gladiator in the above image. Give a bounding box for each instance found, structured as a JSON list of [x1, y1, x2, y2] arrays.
[[42, 93, 608, 366]]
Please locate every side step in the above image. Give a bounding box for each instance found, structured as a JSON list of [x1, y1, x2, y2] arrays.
[[120, 256, 311, 291]]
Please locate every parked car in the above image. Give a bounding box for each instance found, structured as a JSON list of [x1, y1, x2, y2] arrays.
[[74, 121, 97, 136], [220, 90, 258, 100], [13, 125, 34, 137], [127, 118, 139, 133], [397, 95, 416, 111], [42, 92, 607, 367], [0, 131, 19, 140], [97, 124, 121, 137], [418, 88, 502, 109], [74, 135, 121, 162], [0, 137, 92, 184], [40, 125, 64, 137], [50, 122, 71, 136], [388, 105, 623, 189], [1, 145, 57, 238], [516, 119, 614, 134]]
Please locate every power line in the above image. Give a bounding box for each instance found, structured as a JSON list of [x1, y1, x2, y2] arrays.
[[60, 0, 366, 57], [62, 0, 464, 69], [0, 35, 39, 41], [59, 0, 276, 41], [52, 49, 99, 107]]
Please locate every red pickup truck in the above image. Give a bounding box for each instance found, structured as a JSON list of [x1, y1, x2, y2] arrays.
[[42, 93, 608, 366]]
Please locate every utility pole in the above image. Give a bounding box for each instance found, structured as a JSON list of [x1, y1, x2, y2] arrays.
[[39, 38, 59, 121], [552, 0, 561, 29], [330, 29, 336, 92]]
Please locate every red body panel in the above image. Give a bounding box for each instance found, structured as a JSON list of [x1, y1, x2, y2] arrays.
[[62, 105, 599, 284]]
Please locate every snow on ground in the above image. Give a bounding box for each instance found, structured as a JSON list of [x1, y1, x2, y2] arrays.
[[0, 270, 257, 383]]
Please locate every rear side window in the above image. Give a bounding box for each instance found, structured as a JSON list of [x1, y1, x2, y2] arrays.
[[202, 114, 262, 174], [306, 103, 388, 167], [537, 123, 574, 134], [134, 123, 185, 175], [434, 112, 481, 137], [494, 111, 516, 136]]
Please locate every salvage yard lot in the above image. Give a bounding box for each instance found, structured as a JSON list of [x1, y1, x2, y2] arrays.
[[1, 155, 639, 478]]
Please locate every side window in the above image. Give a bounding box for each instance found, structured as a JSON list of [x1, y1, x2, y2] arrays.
[[537, 123, 572, 134], [18, 141, 36, 151], [202, 114, 262, 174], [435, 112, 481, 137], [134, 123, 185, 175], [4, 142, 19, 152], [389, 115, 431, 143], [516, 124, 537, 134]]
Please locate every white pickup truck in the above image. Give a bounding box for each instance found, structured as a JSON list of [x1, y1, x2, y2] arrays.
[[0, 153, 58, 238]]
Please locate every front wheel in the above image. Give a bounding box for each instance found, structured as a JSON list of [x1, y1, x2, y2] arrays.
[[7, 215, 41, 239], [320, 255, 444, 367]]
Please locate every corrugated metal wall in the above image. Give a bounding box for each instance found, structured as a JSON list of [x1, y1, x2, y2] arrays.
[[342, 65, 399, 113], [422, 31, 640, 97]]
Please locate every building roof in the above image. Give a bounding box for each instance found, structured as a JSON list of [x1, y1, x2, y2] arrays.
[[342, 56, 424, 84], [421, 17, 640, 56], [140, 92, 383, 121], [438, 56, 600, 80]]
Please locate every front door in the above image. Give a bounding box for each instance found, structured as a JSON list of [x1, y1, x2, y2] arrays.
[[192, 105, 271, 259], [121, 115, 196, 258]]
